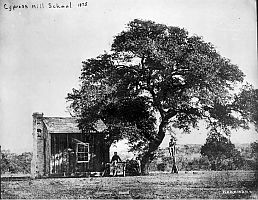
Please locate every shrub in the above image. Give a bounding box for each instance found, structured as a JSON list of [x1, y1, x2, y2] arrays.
[[125, 160, 140, 176], [0, 150, 32, 174], [157, 163, 166, 171]]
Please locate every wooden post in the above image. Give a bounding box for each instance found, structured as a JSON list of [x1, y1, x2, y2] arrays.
[[0, 145, 2, 199]]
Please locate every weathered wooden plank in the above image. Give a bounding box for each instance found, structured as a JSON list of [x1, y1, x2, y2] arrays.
[[53, 134, 56, 174]]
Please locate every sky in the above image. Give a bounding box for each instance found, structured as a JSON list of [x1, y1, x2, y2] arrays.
[[0, 0, 257, 153]]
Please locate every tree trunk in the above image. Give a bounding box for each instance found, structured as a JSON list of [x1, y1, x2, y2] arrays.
[[140, 119, 168, 175], [141, 152, 152, 175]]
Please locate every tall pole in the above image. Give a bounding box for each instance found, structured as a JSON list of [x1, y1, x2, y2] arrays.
[[0, 145, 2, 199]]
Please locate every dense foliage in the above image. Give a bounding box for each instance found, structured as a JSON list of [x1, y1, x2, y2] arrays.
[[150, 143, 257, 171], [67, 19, 255, 174], [201, 134, 244, 170], [125, 159, 141, 176], [0, 150, 32, 174], [250, 142, 258, 170]]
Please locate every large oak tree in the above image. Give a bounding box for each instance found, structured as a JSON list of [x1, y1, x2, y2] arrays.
[[67, 19, 255, 174]]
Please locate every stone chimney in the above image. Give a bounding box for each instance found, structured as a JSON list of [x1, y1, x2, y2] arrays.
[[32, 112, 43, 119], [31, 112, 44, 178]]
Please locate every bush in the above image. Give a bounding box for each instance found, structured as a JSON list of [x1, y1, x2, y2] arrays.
[[125, 160, 140, 176], [157, 163, 166, 171], [0, 150, 32, 174]]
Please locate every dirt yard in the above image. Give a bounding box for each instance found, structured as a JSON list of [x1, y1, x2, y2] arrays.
[[1, 171, 257, 199]]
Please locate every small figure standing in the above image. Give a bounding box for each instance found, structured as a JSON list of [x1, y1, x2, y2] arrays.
[[111, 152, 122, 176], [169, 139, 176, 157], [169, 138, 178, 173], [136, 157, 141, 175]]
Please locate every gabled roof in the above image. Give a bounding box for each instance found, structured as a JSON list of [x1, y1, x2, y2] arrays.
[[43, 117, 107, 134]]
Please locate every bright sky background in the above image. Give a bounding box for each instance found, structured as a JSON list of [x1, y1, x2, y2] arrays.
[[0, 0, 257, 153]]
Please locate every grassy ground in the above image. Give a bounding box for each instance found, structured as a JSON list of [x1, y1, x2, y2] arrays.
[[1, 171, 257, 199]]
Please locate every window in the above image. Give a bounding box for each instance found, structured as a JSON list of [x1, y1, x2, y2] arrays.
[[76, 142, 89, 163], [37, 129, 42, 137]]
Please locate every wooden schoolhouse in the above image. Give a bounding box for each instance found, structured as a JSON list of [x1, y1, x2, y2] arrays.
[[31, 112, 110, 178]]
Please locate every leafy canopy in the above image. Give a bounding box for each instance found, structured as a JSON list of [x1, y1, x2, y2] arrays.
[[67, 19, 253, 152]]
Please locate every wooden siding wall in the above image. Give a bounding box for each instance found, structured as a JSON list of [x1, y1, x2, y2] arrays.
[[50, 133, 108, 177]]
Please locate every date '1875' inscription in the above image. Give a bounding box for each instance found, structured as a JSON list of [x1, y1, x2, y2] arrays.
[[3, 2, 88, 11]]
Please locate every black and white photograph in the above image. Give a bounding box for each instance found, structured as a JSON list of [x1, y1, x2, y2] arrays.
[[0, 0, 257, 199]]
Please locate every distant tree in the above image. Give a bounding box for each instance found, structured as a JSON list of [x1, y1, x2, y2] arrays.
[[250, 89, 258, 131], [67, 19, 254, 174], [16, 152, 32, 173], [0, 150, 32, 174], [250, 142, 258, 169], [1, 150, 11, 173], [251, 142, 258, 157], [201, 134, 243, 170]]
